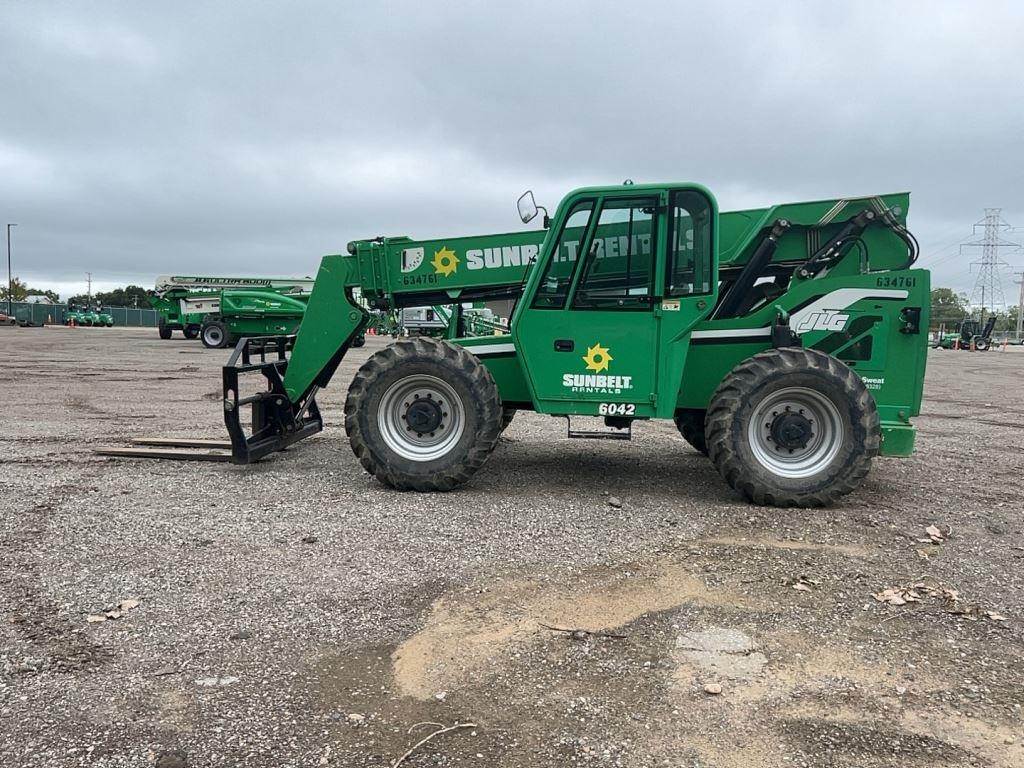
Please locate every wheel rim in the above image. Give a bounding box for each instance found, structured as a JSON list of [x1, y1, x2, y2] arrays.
[[377, 374, 465, 462], [747, 387, 844, 479], [205, 326, 223, 345]]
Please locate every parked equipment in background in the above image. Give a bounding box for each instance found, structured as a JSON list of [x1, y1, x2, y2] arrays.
[[400, 304, 507, 338], [933, 317, 996, 351], [94, 304, 115, 327], [367, 309, 401, 337], [148, 276, 323, 347], [102, 183, 929, 508], [65, 300, 113, 327], [196, 289, 310, 349], [400, 306, 448, 336]]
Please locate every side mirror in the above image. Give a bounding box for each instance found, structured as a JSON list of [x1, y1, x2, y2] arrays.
[[517, 190, 539, 223]]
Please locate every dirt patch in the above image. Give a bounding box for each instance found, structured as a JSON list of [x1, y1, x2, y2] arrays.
[[391, 560, 752, 700]]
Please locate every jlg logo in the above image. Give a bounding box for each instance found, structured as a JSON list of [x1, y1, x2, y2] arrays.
[[795, 310, 851, 334]]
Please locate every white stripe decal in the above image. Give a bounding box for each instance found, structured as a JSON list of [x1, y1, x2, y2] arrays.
[[789, 289, 908, 334], [691, 288, 910, 341], [691, 328, 771, 339], [466, 342, 517, 356]]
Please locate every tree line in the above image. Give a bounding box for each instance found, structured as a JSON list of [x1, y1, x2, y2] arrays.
[[0, 278, 152, 307], [931, 287, 1020, 334]]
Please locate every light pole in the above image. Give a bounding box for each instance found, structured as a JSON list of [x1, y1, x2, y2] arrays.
[[6, 223, 17, 316]]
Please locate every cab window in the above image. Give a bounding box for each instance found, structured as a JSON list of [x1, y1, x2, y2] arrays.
[[666, 190, 713, 296], [572, 198, 657, 310], [532, 201, 594, 309]]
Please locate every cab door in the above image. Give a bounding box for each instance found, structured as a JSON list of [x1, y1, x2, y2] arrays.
[[514, 193, 664, 416]]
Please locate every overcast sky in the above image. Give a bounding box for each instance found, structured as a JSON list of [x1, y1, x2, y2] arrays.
[[2, 1, 1023, 300]]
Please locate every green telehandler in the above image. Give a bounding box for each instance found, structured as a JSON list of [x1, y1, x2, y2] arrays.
[[104, 182, 929, 507]]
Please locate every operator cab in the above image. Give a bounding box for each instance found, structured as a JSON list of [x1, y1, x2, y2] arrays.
[[512, 183, 718, 421]]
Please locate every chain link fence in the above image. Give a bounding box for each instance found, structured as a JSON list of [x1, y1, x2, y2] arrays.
[[4, 302, 160, 327]]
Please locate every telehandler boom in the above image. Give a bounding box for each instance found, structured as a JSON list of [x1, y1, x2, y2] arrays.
[[115, 183, 931, 507]]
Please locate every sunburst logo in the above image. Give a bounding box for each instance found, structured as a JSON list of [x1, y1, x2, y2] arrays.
[[582, 343, 612, 373], [431, 246, 459, 277]]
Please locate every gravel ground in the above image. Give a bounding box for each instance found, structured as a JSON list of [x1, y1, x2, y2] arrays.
[[1, 325, 1023, 768]]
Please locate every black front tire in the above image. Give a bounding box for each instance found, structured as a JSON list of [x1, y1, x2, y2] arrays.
[[184, 325, 200, 340], [158, 324, 172, 340], [705, 348, 879, 507], [201, 321, 229, 349], [345, 337, 503, 491], [673, 408, 708, 455], [351, 334, 366, 348]]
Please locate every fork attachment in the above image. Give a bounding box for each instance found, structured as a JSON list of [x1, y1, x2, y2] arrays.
[[222, 336, 323, 463]]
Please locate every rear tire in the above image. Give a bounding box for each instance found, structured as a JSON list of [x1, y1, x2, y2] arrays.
[[351, 334, 366, 348], [158, 324, 172, 340], [184, 325, 200, 340], [501, 407, 516, 431], [673, 409, 708, 455], [345, 337, 503, 491], [201, 320, 229, 349], [705, 348, 879, 507]]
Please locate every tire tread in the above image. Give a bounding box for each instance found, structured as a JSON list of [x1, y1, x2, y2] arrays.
[[705, 347, 880, 507], [344, 337, 503, 491]]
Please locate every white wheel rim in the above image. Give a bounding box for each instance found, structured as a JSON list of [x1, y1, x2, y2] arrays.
[[205, 327, 223, 345], [377, 374, 465, 462], [747, 387, 844, 479]]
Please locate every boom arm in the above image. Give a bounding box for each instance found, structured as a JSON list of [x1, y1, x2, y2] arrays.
[[222, 230, 547, 462]]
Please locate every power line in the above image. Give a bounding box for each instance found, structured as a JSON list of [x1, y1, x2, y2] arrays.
[[960, 209, 1020, 323], [920, 232, 975, 265]]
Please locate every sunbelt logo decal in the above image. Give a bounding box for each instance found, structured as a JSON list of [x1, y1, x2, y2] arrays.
[[400, 241, 539, 287], [431, 246, 459, 276], [583, 342, 612, 372], [563, 342, 633, 394]]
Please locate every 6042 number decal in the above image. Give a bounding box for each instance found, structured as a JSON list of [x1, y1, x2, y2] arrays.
[[598, 403, 636, 416]]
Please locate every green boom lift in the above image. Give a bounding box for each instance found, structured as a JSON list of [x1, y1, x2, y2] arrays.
[[106, 183, 929, 507], [149, 276, 318, 347]]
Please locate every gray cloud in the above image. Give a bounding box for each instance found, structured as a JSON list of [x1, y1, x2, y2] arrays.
[[2, 1, 1023, 298]]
